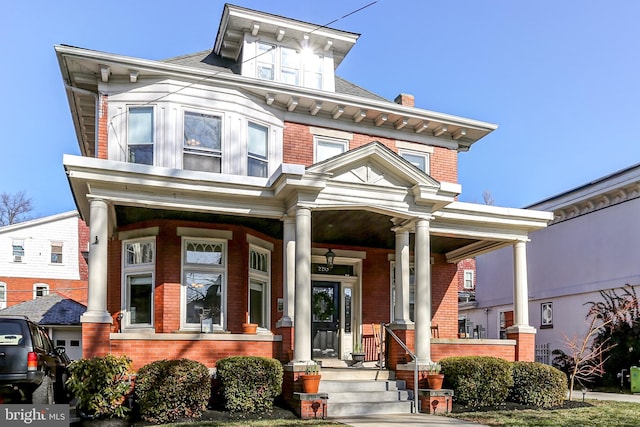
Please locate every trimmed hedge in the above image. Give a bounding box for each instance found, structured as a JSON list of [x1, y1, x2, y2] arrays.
[[134, 358, 211, 424], [440, 356, 513, 408], [509, 361, 567, 408], [66, 354, 133, 419], [216, 356, 283, 413]]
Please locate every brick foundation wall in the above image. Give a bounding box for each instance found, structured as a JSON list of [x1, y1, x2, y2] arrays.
[[109, 338, 278, 370], [507, 331, 535, 361], [82, 323, 111, 358]]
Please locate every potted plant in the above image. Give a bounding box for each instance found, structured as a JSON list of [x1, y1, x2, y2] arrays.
[[242, 312, 258, 334], [300, 362, 321, 393], [351, 342, 366, 365], [424, 362, 444, 390]]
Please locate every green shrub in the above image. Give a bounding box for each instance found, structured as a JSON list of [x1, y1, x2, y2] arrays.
[[134, 358, 211, 424], [66, 354, 133, 419], [216, 356, 283, 413], [509, 361, 567, 408], [440, 356, 513, 408]]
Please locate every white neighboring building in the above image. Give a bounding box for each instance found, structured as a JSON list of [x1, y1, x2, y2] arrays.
[[463, 163, 640, 363]]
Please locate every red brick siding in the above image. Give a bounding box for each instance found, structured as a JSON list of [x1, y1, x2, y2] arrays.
[[507, 331, 536, 361], [109, 339, 277, 370], [431, 255, 459, 339], [98, 95, 108, 159], [431, 147, 457, 183], [282, 122, 459, 185], [457, 258, 475, 292], [0, 277, 88, 307], [77, 218, 90, 282]]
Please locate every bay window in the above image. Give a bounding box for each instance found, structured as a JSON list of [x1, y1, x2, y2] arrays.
[[122, 238, 155, 328], [127, 107, 154, 165], [248, 122, 268, 177], [182, 239, 226, 330], [248, 246, 270, 329], [183, 111, 222, 173]]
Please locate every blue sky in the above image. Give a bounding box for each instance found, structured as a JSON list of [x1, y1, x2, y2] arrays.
[[2, 1, 639, 218]]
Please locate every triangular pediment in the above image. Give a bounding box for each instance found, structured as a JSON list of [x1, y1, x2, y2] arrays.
[[306, 141, 440, 191]]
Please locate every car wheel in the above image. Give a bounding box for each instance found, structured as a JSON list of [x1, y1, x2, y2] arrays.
[[31, 375, 54, 404]]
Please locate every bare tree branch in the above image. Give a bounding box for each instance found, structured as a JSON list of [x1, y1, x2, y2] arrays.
[[0, 191, 34, 226]]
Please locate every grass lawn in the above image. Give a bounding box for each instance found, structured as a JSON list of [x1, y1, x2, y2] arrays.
[[447, 400, 640, 426]]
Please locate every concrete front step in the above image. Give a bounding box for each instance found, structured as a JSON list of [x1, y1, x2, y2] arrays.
[[313, 369, 414, 417], [319, 379, 404, 393], [318, 367, 392, 381], [328, 400, 414, 417]]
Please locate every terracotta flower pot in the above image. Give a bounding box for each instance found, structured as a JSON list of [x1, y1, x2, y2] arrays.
[[300, 374, 321, 393], [426, 373, 444, 390], [242, 322, 258, 334]]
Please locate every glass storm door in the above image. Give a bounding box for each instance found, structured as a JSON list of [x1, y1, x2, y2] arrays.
[[311, 282, 340, 358]]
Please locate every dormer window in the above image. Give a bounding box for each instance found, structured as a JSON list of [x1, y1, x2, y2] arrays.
[[254, 41, 323, 90]]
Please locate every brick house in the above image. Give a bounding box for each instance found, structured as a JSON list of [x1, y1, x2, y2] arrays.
[[0, 211, 89, 358], [55, 3, 552, 400]]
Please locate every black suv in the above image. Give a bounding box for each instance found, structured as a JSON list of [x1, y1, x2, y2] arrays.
[[0, 315, 70, 404]]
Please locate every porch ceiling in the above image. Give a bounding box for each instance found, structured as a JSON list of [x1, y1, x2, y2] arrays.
[[116, 206, 480, 253]]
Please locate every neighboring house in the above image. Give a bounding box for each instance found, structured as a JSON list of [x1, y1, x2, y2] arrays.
[[0, 292, 86, 360], [0, 211, 89, 307], [55, 3, 552, 400], [0, 211, 89, 358], [465, 163, 640, 365]]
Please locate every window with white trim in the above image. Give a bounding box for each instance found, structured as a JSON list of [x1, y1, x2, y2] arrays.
[[51, 241, 63, 264], [182, 239, 226, 330], [0, 282, 6, 309], [247, 122, 268, 177], [314, 137, 347, 163], [541, 302, 553, 329], [183, 111, 222, 173], [12, 240, 24, 263], [255, 41, 324, 89], [390, 263, 416, 322], [33, 283, 49, 299], [122, 238, 155, 328], [127, 106, 154, 165], [463, 270, 475, 289], [248, 246, 270, 329], [256, 42, 275, 80], [400, 150, 430, 174]]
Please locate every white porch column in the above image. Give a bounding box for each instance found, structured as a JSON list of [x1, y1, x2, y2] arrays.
[[513, 240, 531, 327], [276, 215, 295, 327], [293, 206, 312, 361], [414, 218, 431, 364], [81, 198, 113, 324], [393, 229, 412, 324]]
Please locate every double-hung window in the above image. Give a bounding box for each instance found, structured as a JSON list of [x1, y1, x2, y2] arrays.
[[247, 122, 268, 177], [184, 111, 222, 173], [12, 240, 24, 263], [0, 282, 6, 309], [256, 42, 275, 80], [303, 52, 323, 89], [248, 246, 270, 329], [127, 107, 154, 165], [281, 47, 300, 85], [315, 137, 347, 163], [122, 238, 155, 328], [400, 150, 430, 174], [463, 270, 475, 289], [183, 239, 226, 330], [51, 241, 63, 264], [33, 283, 49, 299]]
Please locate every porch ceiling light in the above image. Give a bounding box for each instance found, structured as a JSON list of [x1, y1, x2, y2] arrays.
[[325, 249, 336, 270]]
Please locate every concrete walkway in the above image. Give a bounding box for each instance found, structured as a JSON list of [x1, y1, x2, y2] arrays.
[[335, 413, 486, 426], [335, 392, 640, 426]]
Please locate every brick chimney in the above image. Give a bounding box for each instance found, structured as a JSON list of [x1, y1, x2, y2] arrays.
[[394, 93, 415, 107]]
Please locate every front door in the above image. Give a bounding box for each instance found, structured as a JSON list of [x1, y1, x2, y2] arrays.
[[311, 282, 340, 358]]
